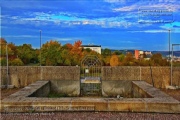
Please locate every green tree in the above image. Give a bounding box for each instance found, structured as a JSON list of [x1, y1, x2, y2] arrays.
[[83, 48, 91, 53], [61, 49, 71, 66], [17, 44, 36, 64], [113, 50, 122, 55], [102, 48, 111, 56], [40, 40, 62, 66], [119, 54, 125, 62]]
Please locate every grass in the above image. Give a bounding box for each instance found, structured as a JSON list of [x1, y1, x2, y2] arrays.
[[26, 63, 40, 66]]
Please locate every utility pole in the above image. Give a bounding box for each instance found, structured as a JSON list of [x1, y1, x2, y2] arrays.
[[168, 29, 171, 62], [40, 30, 42, 66], [40, 30, 42, 80]]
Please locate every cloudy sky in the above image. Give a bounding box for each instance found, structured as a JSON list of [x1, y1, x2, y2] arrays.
[[1, 0, 180, 51]]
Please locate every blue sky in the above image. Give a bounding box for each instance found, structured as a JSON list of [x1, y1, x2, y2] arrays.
[[1, 0, 180, 51]]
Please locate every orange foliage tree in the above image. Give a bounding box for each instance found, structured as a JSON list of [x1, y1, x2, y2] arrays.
[[110, 54, 119, 66]]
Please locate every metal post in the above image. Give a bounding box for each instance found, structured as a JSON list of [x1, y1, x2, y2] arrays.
[[40, 30, 42, 80], [40, 30, 42, 66], [6, 44, 9, 88], [170, 44, 180, 86], [168, 30, 171, 62], [171, 45, 173, 86], [168, 30, 171, 87]]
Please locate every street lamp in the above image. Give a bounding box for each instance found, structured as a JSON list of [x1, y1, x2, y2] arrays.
[[168, 29, 171, 62], [39, 30, 42, 80], [40, 30, 42, 66]]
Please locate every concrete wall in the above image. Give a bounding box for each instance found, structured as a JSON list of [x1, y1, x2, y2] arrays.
[[1, 66, 180, 89], [102, 66, 180, 88], [29, 81, 50, 97], [1, 66, 80, 87], [102, 81, 132, 98], [50, 80, 80, 97], [132, 81, 152, 98]]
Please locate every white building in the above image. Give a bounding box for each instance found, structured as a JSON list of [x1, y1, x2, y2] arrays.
[[81, 45, 101, 54]]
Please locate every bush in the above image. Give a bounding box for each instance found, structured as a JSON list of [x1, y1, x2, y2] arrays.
[[9, 58, 24, 66]]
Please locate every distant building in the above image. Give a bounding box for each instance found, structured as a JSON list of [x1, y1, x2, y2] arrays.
[[81, 45, 101, 54], [144, 51, 152, 56], [135, 50, 139, 59], [135, 50, 152, 59]]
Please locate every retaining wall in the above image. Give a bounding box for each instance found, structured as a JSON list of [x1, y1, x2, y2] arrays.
[[102, 80, 132, 97], [102, 66, 180, 88], [1, 66, 180, 88], [50, 80, 80, 97], [1, 66, 80, 87]]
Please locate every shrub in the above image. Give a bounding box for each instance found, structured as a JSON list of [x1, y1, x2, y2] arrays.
[[9, 58, 24, 66]]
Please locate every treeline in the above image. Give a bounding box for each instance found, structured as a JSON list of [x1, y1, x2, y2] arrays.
[[0, 38, 170, 66]]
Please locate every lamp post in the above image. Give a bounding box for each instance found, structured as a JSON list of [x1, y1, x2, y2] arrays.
[[6, 43, 9, 88], [39, 30, 42, 80], [40, 30, 42, 66], [168, 29, 171, 62], [168, 29, 171, 87]]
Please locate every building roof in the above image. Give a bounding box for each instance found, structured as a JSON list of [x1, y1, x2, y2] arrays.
[[81, 45, 101, 47]]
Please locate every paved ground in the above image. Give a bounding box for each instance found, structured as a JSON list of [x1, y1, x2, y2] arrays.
[[0, 88, 21, 100], [1, 112, 180, 120], [1, 88, 180, 120]]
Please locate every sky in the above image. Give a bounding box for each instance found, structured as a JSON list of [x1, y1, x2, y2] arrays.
[[1, 0, 180, 51]]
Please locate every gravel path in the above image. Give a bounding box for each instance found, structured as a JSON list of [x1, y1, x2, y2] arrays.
[[1, 112, 180, 120]]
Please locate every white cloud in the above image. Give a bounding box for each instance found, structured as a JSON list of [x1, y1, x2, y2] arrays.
[[113, 4, 138, 12], [3, 35, 38, 38], [119, 40, 136, 43], [129, 29, 180, 33], [113, 3, 180, 12], [104, 0, 126, 4]]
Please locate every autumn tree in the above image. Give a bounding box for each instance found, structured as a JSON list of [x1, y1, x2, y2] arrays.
[[0, 38, 14, 56], [0, 38, 20, 66], [40, 40, 62, 66], [0, 38, 7, 56], [110, 55, 119, 66], [122, 52, 135, 66], [150, 53, 169, 66], [69, 40, 83, 65]]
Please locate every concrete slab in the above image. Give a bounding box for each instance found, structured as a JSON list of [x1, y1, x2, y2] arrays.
[[1, 80, 179, 113]]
